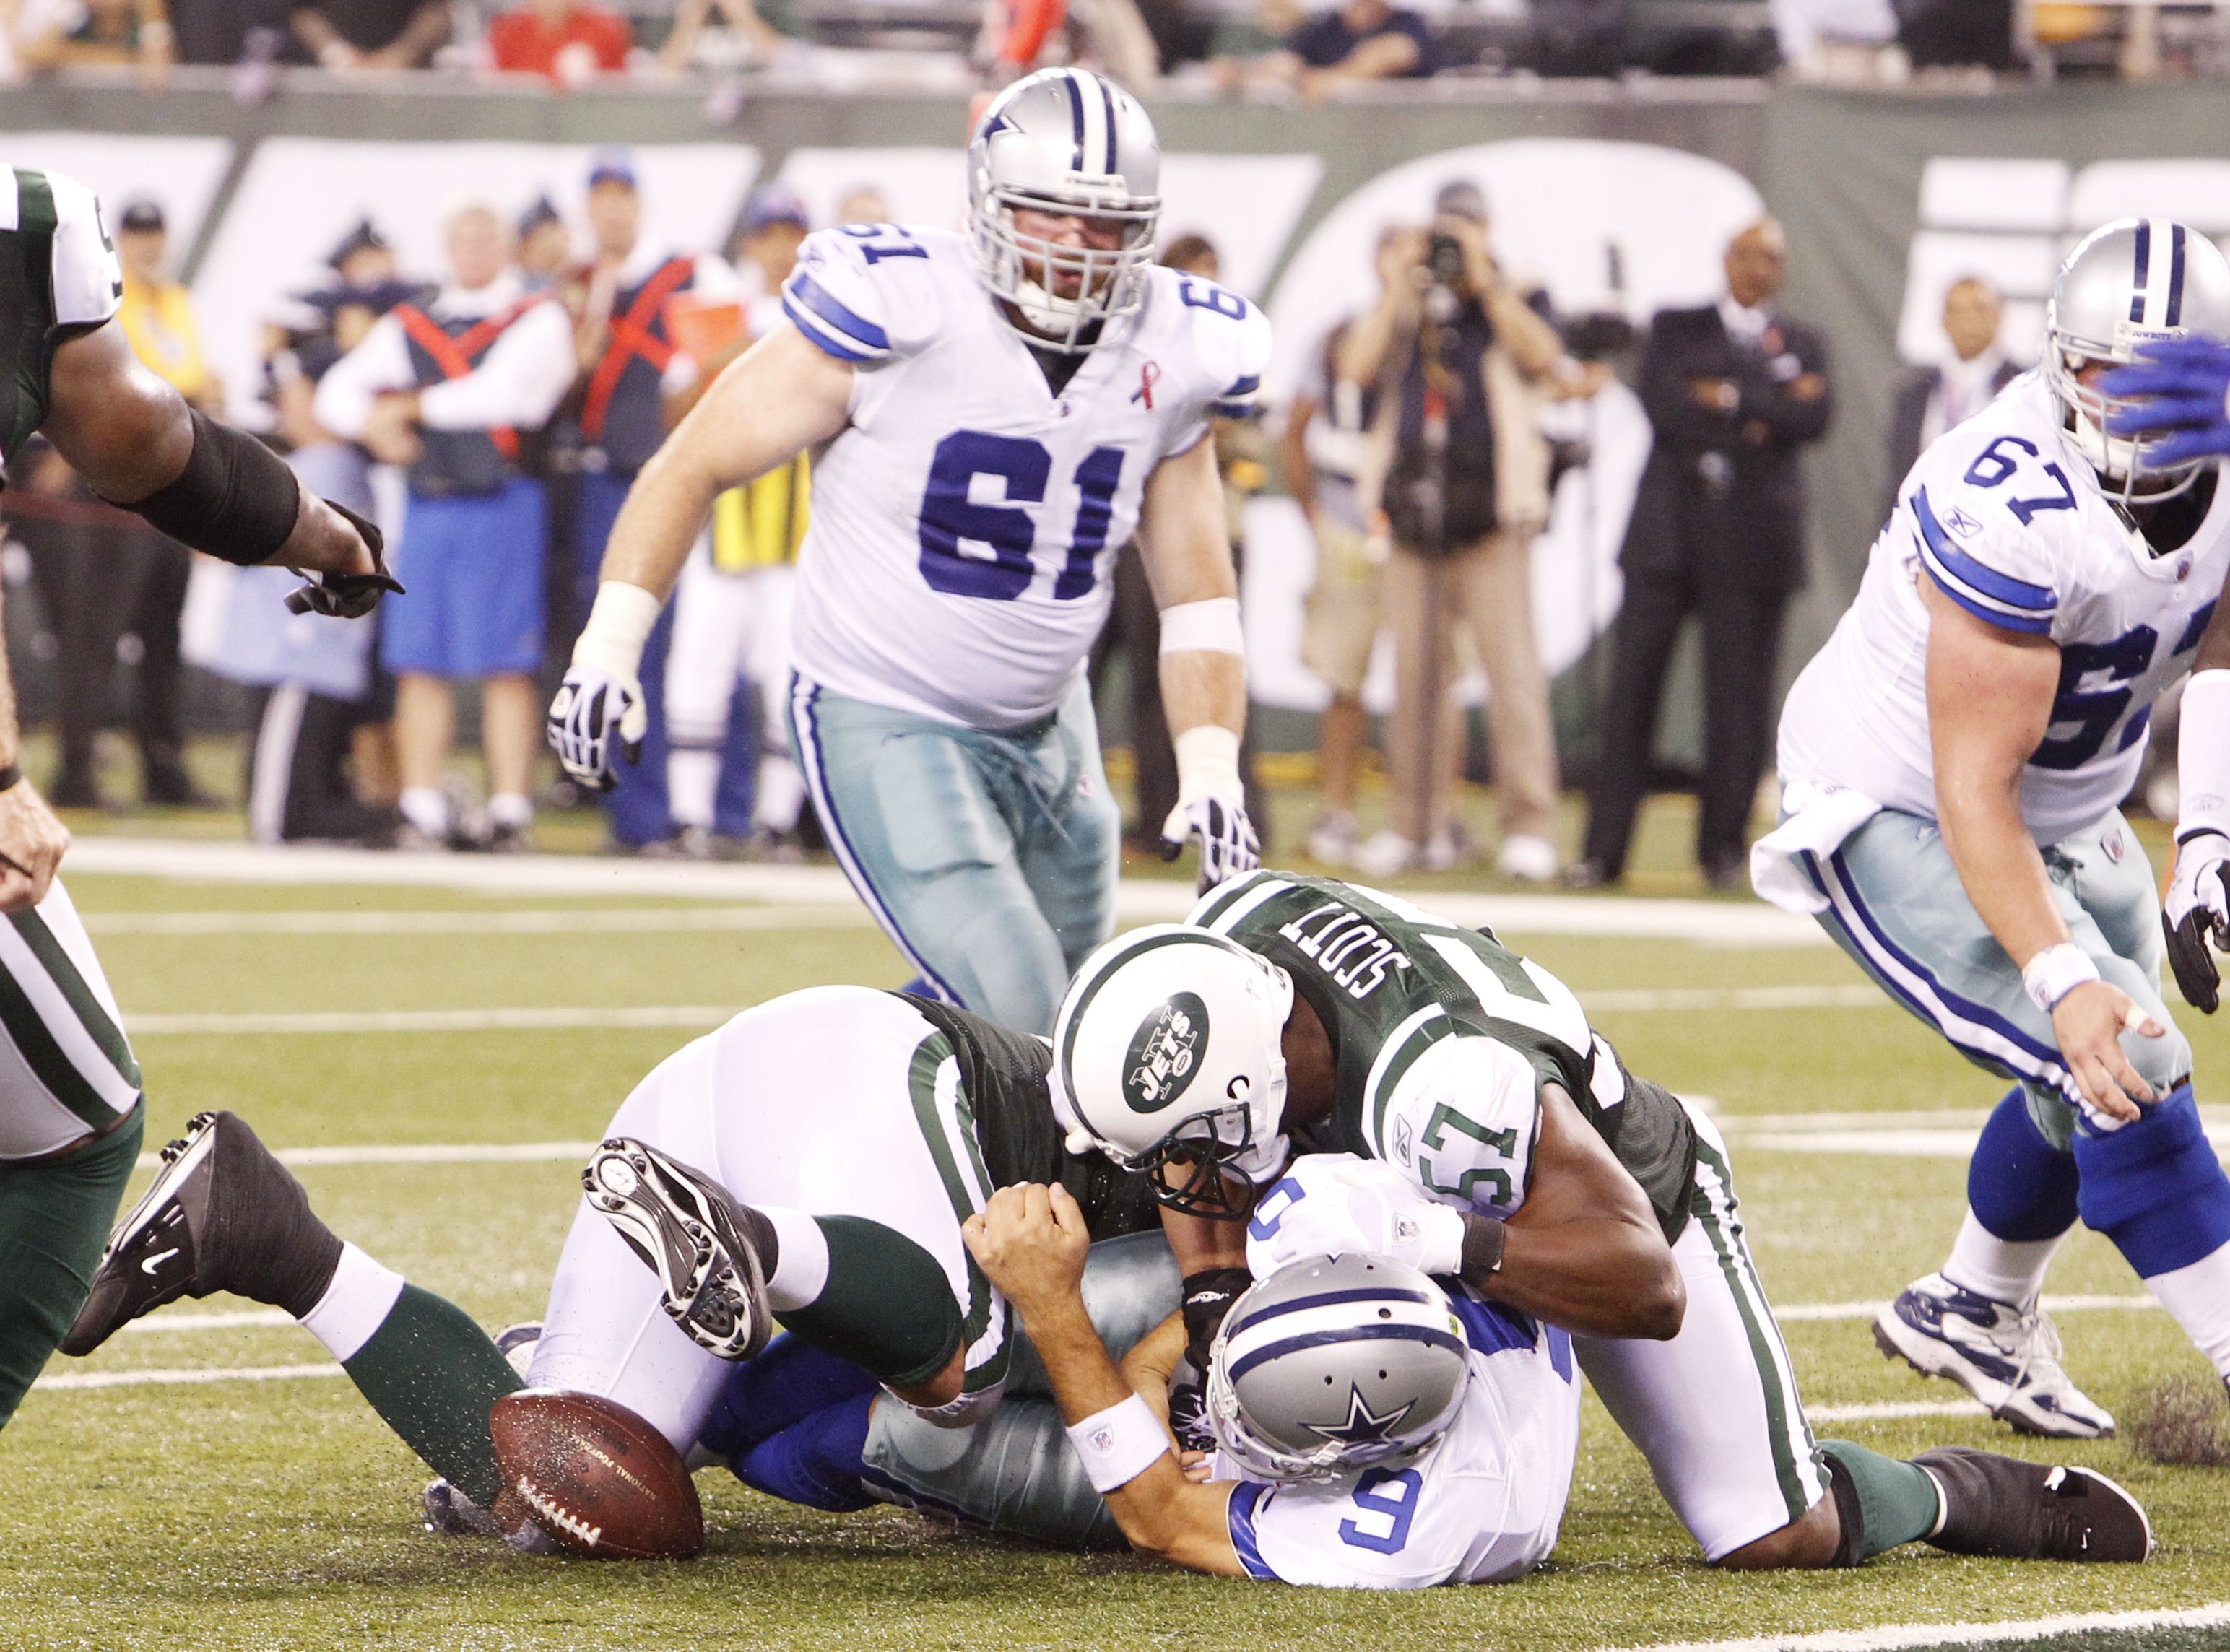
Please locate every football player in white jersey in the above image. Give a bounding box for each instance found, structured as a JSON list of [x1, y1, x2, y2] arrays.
[[1758, 219, 2230, 1438], [549, 68, 1270, 1035]]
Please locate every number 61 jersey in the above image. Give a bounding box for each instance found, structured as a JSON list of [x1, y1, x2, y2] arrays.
[[1779, 372, 2230, 841], [778, 224, 1271, 731]]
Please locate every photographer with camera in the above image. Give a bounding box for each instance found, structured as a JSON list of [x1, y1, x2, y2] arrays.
[[1337, 181, 1606, 879]]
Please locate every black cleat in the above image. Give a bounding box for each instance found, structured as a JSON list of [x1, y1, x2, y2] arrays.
[[583, 1136, 772, 1362], [422, 1478, 503, 1538], [61, 1110, 341, 1357], [1917, 1446, 2153, 1563]]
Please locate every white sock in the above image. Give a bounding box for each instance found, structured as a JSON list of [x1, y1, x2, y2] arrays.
[[759, 1205, 828, 1312], [399, 786, 448, 838], [667, 747, 719, 832], [487, 791, 533, 829], [1942, 1210, 2065, 1308], [2144, 1239, 2230, 1379], [752, 754, 807, 834], [300, 1242, 407, 1363]]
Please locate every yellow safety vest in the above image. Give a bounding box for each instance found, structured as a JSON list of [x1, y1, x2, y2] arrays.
[[711, 453, 810, 573]]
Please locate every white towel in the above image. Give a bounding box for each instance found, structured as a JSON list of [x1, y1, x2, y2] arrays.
[[1749, 781, 1883, 915]]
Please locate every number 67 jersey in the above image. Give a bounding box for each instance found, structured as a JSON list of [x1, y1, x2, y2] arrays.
[[1779, 371, 2230, 840], [778, 223, 1271, 731]]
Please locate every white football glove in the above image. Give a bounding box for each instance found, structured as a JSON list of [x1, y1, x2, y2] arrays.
[[546, 666, 646, 793], [1159, 723, 1259, 895], [2165, 828, 2230, 1014], [1245, 1154, 1465, 1279]]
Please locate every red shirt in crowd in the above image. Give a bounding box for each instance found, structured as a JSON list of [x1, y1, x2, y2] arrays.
[[487, 4, 633, 79]]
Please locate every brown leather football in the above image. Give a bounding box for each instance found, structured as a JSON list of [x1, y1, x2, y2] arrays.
[[489, 1388, 704, 1560]]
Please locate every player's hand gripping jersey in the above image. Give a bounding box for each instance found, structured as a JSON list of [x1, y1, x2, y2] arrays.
[[780, 225, 1270, 731], [1218, 1277, 1580, 1588], [1779, 372, 2230, 841], [1, 168, 123, 472]]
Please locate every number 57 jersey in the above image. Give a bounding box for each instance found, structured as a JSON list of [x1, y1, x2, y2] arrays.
[[779, 224, 1271, 731], [1779, 371, 2230, 841]]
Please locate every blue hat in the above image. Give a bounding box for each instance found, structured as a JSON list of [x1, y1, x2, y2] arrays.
[[742, 182, 809, 236], [587, 147, 638, 191]]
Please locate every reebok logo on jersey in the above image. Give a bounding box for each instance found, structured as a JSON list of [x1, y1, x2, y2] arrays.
[[1124, 992, 1206, 1112], [1944, 505, 1984, 537]]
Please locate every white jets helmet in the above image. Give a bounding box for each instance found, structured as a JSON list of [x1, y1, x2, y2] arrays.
[[2044, 217, 2230, 506], [966, 66, 1161, 353], [1207, 1253, 1470, 1484], [1051, 925, 1292, 1218]]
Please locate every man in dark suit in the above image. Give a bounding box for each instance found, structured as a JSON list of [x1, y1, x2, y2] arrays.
[[1574, 218, 1832, 890], [1883, 277, 2016, 514]]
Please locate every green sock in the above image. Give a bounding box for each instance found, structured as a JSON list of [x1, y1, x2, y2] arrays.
[[342, 1284, 524, 1508], [777, 1216, 963, 1391], [0, 1110, 143, 1430], [1818, 1440, 1944, 1562]]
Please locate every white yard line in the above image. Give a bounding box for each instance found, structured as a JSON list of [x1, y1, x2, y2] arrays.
[[32, 1362, 343, 1392], [1605, 1601, 2230, 1652], [83, 907, 873, 936], [1805, 1399, 1990, 1422], [63, 835, 1834, 946], [129, 1007, 737, 1036], [1586, 986, 1889, 1012], [136, 1139, 599, 1171]]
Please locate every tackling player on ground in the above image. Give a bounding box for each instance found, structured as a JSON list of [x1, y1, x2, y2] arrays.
[[0, 166, 391, 1431], [1759, 220, 2230, 1438], [550, 69, 1267, 1035]]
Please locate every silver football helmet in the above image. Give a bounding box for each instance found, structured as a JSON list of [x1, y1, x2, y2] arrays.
[[966, 66, 1161, 352], [1206, 1253, 1470, 1484], [2044, 218, 2230, 505]]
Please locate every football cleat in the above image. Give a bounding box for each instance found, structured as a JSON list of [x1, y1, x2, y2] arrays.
[[1875, 1274, 2116, 1439], [583, 1137, 772, 1362], [495, 1321, 543, 1381], [1917, 1446, 2153, 1562], [61, 1110, 337, 1357], [421, 1478, 503, 1538]]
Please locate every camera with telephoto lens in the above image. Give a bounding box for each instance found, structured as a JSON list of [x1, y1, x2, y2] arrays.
[[1425, 231, 1467, 290]]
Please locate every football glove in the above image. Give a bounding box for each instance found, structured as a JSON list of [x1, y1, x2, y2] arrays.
[[1159, 796, 1260, 895], [1244, 1155, 1465, 1279], [1166, 1350, 1215, 1456], [283, 500, 403, 620], [547, 664, 646, 793], [1181, 1266, 1251, 1378], [2101, 335, 2230, 470], [2165, 828, 2230, 1014]]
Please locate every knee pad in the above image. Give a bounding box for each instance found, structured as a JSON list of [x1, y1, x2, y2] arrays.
[[733, 1393, 877, 1512], [698, 1332, 880, 1461], [2075, 1084, 2230, 1276], [1968, 1087, 2078, 1243]]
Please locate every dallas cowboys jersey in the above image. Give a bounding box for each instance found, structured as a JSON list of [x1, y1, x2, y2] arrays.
[[1780, 372, 2230, 842], [1190, 871, 1698, 1241], [2, 168, 123, 471], [778, 225, 1270, 731], [1219, 1290, 1580, 1588]]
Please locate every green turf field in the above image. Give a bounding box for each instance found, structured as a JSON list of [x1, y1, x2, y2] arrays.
[[4, 825, 2228, 1651]]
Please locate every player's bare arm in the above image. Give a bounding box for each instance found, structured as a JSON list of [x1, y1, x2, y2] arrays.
[[550, 323, 852, 788], [964, 1183, 1246, 1577], [1921, 574, 2160, 1118], [1468, 1082, 1684, 1340]]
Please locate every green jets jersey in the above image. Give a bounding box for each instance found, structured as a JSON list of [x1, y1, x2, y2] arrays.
[[1192, 870, 1698, 1242], [1, 168, 124, 474]]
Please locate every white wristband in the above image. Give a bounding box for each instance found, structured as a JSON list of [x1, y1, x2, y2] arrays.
[[2178, 669, 2230, 840], [570, 581, 663, 681], [1158, 596, 1244, 658], [1171, 724, 1244, 808], [1065, 1393, 1170, 1494], [2023, 943, 2100, 1015]]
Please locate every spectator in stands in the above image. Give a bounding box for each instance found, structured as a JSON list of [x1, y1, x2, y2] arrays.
[[1573, 217, 1832, 890], [657, 0, 782, 69], [314, 201, 576, 851], [10, 0, 173, 82], [487, 0, 631, 83], [19, 196, 213, 809], [1272, 0, 1439, 93], [1339, 181, 1600, 881], [565, 149, 742, 851], [1883, 276, 2012, 507], [516, 196, 573, 291], [290, 0, 449, 69], [835, 186, 890, 227]]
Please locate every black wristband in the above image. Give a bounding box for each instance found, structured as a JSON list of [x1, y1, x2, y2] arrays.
[[117, 409, 301, 567], [1180, 1266, 1252, 1372], [1460, 1212, 1507, 1277], [0, 762, 21, 793]]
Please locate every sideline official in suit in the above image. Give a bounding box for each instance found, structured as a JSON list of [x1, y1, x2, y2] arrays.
[[1575, 218, 1832, 889], [1884, 277, 2016, 514]]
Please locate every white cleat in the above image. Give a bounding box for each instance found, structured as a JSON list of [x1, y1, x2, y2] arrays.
[[1875, 1273, 2117, 1439]]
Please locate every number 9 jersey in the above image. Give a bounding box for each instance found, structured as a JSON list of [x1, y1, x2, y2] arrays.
[[778, 223, 1272, 731], [1779, 371, 2230, 840]]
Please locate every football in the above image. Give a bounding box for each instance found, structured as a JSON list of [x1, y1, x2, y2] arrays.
[[489, 1389, 704, 1560]]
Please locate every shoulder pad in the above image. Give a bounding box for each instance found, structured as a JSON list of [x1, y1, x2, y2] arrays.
[[1155, 271, 1272, 419], [1903, 421, 2078, 637], [41, 171, 123, 332], [781, 224, 952, 365]]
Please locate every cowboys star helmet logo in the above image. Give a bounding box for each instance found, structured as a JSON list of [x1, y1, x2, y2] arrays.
[[1303, 1385, 1418, 1446]]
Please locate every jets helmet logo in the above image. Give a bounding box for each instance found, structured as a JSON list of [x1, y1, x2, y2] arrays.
[[1124, 992, 1208, 1113]]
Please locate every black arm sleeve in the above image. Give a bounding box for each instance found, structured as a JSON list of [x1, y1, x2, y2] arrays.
[[115, 409, 301, 567]]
